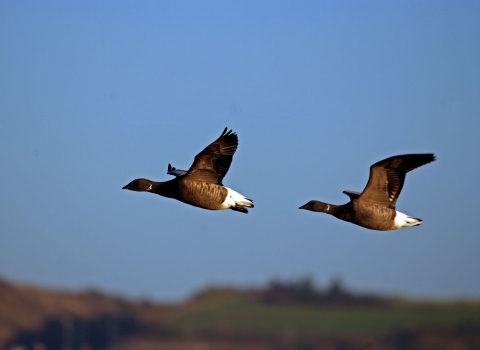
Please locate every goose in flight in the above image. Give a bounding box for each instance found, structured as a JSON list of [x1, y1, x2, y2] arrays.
[[123, 127, 254, 213], [299, 154, 435, 230]]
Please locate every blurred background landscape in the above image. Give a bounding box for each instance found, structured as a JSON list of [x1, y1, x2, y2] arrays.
[[1, 1, 479, 349], [2, 276, 480, 349]]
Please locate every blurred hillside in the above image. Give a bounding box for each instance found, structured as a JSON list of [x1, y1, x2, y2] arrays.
[[1, 277, 480, 350]]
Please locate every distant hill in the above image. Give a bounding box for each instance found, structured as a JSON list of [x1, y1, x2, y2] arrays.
[[1, 277, 480, 350]]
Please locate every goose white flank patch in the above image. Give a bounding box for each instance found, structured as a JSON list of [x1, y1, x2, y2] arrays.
[[299, 154, 435, 231], [123, 127, 254, 213], [221, 188, 254, 209]]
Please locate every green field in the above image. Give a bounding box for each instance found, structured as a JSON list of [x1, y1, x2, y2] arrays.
[[2, 279, 480, 349], [166, 299, 480, 339]]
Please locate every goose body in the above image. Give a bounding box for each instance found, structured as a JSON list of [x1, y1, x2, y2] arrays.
[[123, 127, 254, 213], [299, 154, 435, 231]]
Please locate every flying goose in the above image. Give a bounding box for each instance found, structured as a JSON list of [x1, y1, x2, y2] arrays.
[[299, 154, 436, 230], [123, 127, 254, 213]]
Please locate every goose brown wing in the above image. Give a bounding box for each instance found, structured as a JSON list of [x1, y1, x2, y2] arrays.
[[184, 127, 239, 185], [343, 190, 362, 201], [358, 154, 435, 209]]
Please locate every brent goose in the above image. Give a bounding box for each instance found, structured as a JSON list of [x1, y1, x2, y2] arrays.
[[299, 154, 436, 230], [123, 127, 254, 213]]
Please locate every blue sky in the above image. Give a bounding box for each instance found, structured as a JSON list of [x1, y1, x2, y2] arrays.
[[1, 1, 479, 301]]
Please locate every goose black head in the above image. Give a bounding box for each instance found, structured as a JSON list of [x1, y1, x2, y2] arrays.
[[122, 178, 153, 192], [299, 200, 330, 213]]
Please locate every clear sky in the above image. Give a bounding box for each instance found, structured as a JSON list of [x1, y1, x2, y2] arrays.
[[1, 1, 479, 302]]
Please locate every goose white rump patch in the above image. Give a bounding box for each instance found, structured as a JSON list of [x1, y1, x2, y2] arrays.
[[394, 211, 422, 229], [221, 187, 253, 209]]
